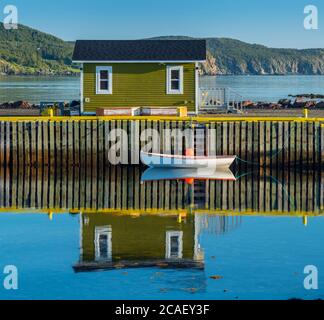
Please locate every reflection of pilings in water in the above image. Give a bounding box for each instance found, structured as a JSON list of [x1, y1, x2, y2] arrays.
[[196, 214, 242, 236], [204, 167, 324, 214], [0, 165, 191, 211], [0, 164, 323, 214], [194, 180, 207, 209]]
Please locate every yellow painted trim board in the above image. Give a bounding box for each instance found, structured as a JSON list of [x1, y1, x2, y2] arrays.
[[0, 208, 322, 217], [0, 116, 323, 123]]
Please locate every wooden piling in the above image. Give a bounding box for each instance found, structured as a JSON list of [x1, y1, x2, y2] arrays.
[[0, 118, 322, 168]]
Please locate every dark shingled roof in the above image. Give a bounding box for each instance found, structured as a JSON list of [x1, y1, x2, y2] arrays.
[[72, 40, 206, 62]]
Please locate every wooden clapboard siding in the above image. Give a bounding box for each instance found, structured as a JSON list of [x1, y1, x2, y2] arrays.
[[83, 63, 196, 112]]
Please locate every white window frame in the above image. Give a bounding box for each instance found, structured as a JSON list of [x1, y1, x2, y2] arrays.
[[166, 66, 183, 95], [166, 231, 183, 260], [94, 226, 112, 262], [96, 66, 113, 94]]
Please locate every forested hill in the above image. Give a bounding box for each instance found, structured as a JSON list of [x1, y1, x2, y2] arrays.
[[0, 23, 78, 75], [151, 36, 324, 75], [205, 38, 324, 75], [2, 23, 324, 75]]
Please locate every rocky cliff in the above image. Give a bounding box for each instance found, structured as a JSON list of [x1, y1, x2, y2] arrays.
[[201, 38, 324, 75], [152, 36, 324, 75]]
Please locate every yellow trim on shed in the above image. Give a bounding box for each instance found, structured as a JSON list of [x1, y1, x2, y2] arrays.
[[0, 116, 323, 123]]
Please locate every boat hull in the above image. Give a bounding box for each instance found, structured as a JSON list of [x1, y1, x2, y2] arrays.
[[140, 152, 236, 169]]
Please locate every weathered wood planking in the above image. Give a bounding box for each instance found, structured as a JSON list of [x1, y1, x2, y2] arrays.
[[0, 120, 322, 167]]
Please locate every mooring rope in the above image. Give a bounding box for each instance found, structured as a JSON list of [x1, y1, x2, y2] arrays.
[[233, 169, 296, 211], [267, 173, 296, 211], [233, 165, 296, 210], [234, 169, 260, 180], [235, 122, 299, 167], [235, 156, 264, 167]]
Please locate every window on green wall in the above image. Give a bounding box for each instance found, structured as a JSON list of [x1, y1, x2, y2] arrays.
[[95, 226, 112, 262], [166, 231, 183, 259], [96, 66, 113, 94], [167, 66, 183, 95]]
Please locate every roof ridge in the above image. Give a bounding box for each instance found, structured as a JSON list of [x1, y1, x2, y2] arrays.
[[72, 39, 206, 62]]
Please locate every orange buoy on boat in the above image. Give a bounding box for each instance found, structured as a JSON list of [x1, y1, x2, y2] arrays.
[[184, 149, 195, 184], [185, 148, 194, 157], [185, 178, 195, 185]]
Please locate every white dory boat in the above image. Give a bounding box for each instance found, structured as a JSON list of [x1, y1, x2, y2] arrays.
[[140, 151, 237, 169]]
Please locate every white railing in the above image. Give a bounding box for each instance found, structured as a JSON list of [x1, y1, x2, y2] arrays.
[[199, 87, 244, 113], [200, 88, 226, 108], [227, 88, 244, 113]]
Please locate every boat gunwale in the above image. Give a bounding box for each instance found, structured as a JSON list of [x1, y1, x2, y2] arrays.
[[140, 151, 237, 161], [141, 177, 237, 182]]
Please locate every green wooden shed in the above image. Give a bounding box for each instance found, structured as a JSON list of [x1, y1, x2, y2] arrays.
[[72, 40, 206, 114]]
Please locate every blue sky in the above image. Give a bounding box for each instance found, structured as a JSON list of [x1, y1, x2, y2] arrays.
[[4, 0, 324, 48]]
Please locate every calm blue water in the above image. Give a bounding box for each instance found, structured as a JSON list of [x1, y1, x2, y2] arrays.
[[0, 74, 323, 300], [1, 75, 324, 103], [0, 76, 80, 104], [0, 213, 323, 300], [201, 75, 324, 102]]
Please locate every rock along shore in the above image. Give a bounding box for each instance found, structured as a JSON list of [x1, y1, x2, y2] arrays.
[[1, 97, 324, 112], [241, 97, 324, 110]]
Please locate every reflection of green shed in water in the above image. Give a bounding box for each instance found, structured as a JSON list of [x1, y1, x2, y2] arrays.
[[73, 214, 204, 272]]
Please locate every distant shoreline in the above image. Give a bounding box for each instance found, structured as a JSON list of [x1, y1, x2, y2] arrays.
[[0, 73, 80, 77], [2, 74, 324, 106], [2, 73, 324, 77], [202, 74, 324, 77]]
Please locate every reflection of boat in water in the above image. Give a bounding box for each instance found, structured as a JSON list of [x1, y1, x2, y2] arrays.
[[141, 167, 237, 182], [140, 151, 236, 169]]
